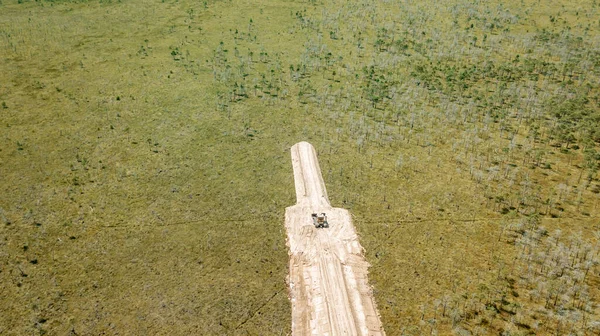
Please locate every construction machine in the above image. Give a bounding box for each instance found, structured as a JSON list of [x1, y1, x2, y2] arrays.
[[311, 213, 329, 228]]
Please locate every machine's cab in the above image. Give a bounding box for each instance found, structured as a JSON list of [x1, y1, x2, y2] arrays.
[[311, 213, 329, 228]]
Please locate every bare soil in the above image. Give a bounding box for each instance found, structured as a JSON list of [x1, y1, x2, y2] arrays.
[[285, 142, 384, 335]]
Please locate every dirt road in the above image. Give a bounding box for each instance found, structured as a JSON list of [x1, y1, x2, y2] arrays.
[[285, 142, 385, 335]]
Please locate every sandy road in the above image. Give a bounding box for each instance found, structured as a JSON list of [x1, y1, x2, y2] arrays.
[[285, 142, 385, 336]]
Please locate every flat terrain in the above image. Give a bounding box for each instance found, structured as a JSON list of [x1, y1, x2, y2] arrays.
[[285, 142, 383, 335], [1, 0, 599, 335]]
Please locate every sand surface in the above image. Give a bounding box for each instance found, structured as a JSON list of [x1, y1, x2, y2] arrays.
[[285, 142, 385, 335]]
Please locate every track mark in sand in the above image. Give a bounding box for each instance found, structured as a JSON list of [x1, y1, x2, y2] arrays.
[[285, 141, 385, 336]]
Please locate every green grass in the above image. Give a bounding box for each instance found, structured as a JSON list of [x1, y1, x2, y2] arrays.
[[1, 0, 599, 334]]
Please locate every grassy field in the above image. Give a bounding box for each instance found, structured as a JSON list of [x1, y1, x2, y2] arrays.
[[1, 0, 599, 334]]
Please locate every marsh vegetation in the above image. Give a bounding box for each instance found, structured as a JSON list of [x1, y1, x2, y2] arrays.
[[1, 0, 599, 334]]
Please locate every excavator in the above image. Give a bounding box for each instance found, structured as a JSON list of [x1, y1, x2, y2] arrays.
[[311, 213, 329, 228]]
